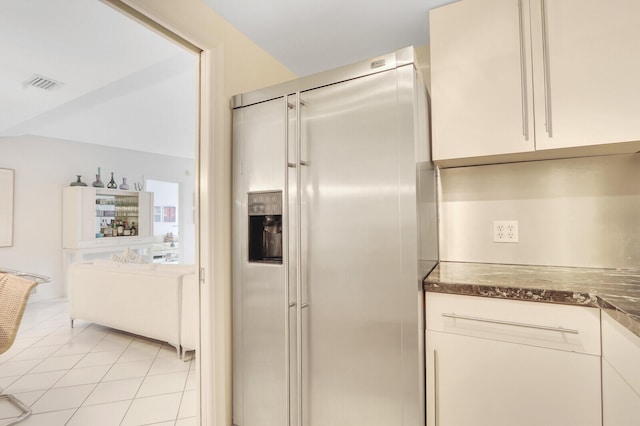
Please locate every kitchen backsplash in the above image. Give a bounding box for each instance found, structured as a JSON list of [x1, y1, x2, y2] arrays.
[[438, 152, 640, 269]]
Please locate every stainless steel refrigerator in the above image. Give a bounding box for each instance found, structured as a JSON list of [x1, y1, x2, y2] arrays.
[[232, 47, 438, 426]]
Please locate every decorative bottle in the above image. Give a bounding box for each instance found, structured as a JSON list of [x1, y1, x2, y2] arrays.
[[92, 167, 104, 188], [107, 172, 117, 189], [70, 175, 88, 187], [119, 177, 129, 190]]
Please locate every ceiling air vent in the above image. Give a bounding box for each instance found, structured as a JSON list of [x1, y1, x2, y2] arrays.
[[25, 74, 63, 91]]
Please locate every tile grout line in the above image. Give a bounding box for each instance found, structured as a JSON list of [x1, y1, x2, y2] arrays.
[[5, 305, 77, 410], [174, 356, 192, 423], [2, 300, 195, 425], [118, 338, 162, 426], [6, 319, 110, 420], [0, 301, 74, 422], [15, 316, 108, 419], [65, 327, 141, 425]]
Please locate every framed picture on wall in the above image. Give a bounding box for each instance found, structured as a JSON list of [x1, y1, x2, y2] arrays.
[[153, 206, 162, 222], [0, 168, 14, 247], [163, 206, 176, 223]]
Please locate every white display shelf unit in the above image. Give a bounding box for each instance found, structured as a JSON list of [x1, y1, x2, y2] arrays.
[[62, 187, 155, 287]]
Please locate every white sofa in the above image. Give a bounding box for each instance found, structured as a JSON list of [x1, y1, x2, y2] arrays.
[[68, 260, 196, 357], [180, 273, 198, 353]]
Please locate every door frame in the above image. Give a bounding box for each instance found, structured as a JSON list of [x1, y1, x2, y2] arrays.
[[101, 1, 228, 425]]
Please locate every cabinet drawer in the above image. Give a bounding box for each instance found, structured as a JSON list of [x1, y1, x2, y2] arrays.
[[602, 312, 640, 396], [118, 237, 146, 245], [425, 293, 600, 355], [93, 238, 117, 247]]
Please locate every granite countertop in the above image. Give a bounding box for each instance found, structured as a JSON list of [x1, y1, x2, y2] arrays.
[[424, 261, 640, 338]]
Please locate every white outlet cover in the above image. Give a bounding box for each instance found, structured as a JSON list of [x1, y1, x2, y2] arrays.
[[493, 220, 519, 243]]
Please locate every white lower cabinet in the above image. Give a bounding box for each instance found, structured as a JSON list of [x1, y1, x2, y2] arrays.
[[425, 293, 602, 426], [602, 360, 640, 426], [601, 313, 640, 426]]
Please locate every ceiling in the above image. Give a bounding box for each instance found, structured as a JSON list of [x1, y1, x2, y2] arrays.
[[0, 0, 197, 158], [0, 0, 458, 159], [203, 0, 459, 76]]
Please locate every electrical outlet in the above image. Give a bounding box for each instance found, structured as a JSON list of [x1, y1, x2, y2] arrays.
[[493, 220, 519, 243]]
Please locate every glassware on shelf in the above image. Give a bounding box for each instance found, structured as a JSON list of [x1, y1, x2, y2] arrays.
[[93, 191, 141, 238]]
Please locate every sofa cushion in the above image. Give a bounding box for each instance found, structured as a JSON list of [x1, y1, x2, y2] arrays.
[[88, 259, 156, 272], [154, 263, 195, 275]]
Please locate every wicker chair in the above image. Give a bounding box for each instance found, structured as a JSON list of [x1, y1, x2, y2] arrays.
[[0, 274, 38, 425]]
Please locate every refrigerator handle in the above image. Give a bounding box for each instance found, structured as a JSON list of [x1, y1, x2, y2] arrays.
[[284, 95, 300, 426], [284, 96, 292, 426], [298, 98, 310, 166], [291, 92, 310, 426], [295, 91, 305, 426]]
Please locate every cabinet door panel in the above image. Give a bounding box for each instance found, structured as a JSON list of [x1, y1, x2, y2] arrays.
[[300, 69, 411, 426], [80, 188, 97, 242], [602, 312, 640, 397], [231, 98, 288, 426], [602, 359, 640, 426], [426, 292, 601, 355], [137, 191, 153, 237], [532, 0, 640, 150], [426, 330, 601, 426], [430, 0, 534, 160]]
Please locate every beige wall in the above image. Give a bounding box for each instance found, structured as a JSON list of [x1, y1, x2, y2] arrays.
[[0, 135, 196, 300], [439, 153, 640, 269], [121, 0, 296, 96], [414, 44, 430, 92]]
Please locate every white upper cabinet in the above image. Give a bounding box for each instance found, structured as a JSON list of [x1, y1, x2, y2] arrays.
[[531, 0, 640, 150], [430, 0, 535, 161], [430, 0, 640, 166]]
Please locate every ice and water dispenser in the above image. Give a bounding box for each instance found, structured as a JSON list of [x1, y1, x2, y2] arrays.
[[248, 191, 283, 264]]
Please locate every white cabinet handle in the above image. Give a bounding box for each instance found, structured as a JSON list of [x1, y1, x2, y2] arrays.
[[441, 313, 579, 334], [517, 0, 529, 141], [433, 349, 439, 426], [540, 0, 553, 137]]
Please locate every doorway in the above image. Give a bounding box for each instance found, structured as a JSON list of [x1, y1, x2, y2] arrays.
[[0, 0, 204, 423], [147, 179, 180, 263]]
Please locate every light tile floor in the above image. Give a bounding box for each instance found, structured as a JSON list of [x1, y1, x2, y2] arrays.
[[0, 298, 197, 425]]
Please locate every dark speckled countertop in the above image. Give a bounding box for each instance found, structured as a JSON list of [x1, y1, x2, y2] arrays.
[[424, 262, 640, 338]]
